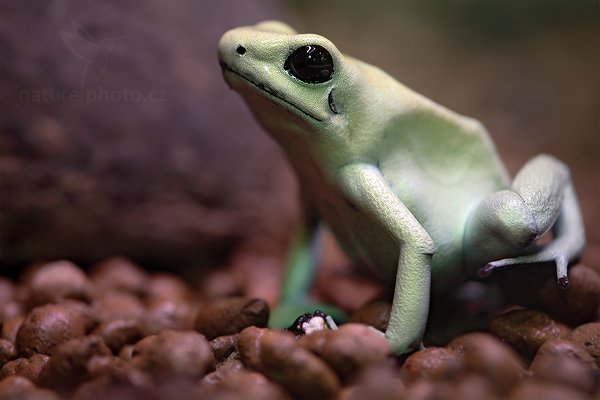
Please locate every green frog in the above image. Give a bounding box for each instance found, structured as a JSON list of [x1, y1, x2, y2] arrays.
[[217, 21, 585, 354]]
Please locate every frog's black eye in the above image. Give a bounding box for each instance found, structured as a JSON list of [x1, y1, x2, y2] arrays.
[[284, 45, 334, 83]]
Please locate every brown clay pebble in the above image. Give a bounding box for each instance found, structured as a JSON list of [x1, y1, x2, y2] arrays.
[[498, 264, 600, 326], [86, 354, 122, 379], [530, 353, 596, 394], [0, 301, 23, 322], [0, 354, 50, 384], [118, 344, 134, 361], [145, 273, 193, 302], [39, 336, 112, 388], [93, 291, 145, 322], [195, 297, 269, 340], [448, 332, 524, 395], [0, 375, 59, 400], [508, 380, 589, 400], [399, 346, 463, 383], [236, 326, 264, 369], [143, 298, 196, 335], [298, 323, 391, 380], [338, 364, 406, 400], [26, 260, 91, 308], [71, 375, 115, 400], [200, 357, 245, 386], [130, 330, 215, 381], [198, 267, 241, 300], [568, 322, 600, 367], [16, 303, 90, 357], [209, 334, 239, 363], [488, 309, 565, 359], [531, 338, 598, 371], [0, 338, 16, 365], [238, 326, 341, 399], [202, 370, 292, 400], [89, 257, 147, 294], [350, 299, 391, 332], [92, 319, 143, 353], [449, 374, 500, 400], [0, 277, 15, 304], [403, 379, 438, 400], [2, 316, 24, 344], [547, 265, 600, 325]]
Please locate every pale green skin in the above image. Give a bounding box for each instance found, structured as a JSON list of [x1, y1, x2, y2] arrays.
[[218, 21, 585, 354]]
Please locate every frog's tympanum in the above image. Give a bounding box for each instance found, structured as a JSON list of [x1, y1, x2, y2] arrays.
[[217, 21, 585, 354]]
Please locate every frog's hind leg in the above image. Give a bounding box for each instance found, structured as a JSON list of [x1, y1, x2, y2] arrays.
[[268, 223, 347, 329], [465, 155, 585, 287]]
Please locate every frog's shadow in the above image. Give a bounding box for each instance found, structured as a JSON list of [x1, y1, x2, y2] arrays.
[[422, 261, 585, 347]]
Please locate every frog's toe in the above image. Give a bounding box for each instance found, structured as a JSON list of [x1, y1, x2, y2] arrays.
[[476, 258, 515, 278], [478, 249, 571, 289], [476, 263, 497, 278]]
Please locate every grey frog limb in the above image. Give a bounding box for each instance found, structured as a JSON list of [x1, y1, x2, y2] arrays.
[[217, 20, 586, 354]]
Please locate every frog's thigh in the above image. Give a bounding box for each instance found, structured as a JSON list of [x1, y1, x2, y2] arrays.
[[511, 154, 569, 235], [464, 189, 539, 269], [465, 155, 585, 286], [464, 155, 568, 269]]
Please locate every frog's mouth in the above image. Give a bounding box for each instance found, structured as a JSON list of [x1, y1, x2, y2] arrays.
[[220, 63, 323, 122]]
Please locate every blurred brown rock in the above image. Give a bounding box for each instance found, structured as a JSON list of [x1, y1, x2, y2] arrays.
[[492, 264, 600, 326], [350, 298, 391, 332], [568, 322, 600, 367], [16, 303, 93, 357], [237, 326, 341, 399], [0, 354, 50, 384], [130, 330, 215, 381], [0, 375, 59, 400], [0, 0, 296, 272], [39, 335, 113, 389], [25, 260, 92, 308], [298, 323, 391, 381], [399, 347, 463, 383], [508, 380, 589, 400], [0, 339, 16, 366], [88, 257, 147, 295], [488, 309, 569, 359], [531, 338, 598, 371], [529, 352, 596, 394], [448, 332, 525, 395], [194, 297, 269, 340]]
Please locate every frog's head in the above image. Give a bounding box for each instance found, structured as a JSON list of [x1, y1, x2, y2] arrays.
[[218, 21, 369, 151]]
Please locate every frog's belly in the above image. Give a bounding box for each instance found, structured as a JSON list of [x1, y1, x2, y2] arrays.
[[381, 167, 506, 293], [318, 197, 469, 295], [312, 174, 503, 295], [317, 198, 400, 281]]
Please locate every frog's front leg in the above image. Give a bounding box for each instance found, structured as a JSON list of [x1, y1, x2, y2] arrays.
[[337, 163, 434, 354], [464, 154, 585, 287]]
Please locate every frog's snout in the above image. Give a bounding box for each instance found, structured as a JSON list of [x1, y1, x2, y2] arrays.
[[216, 30, 236, 66]]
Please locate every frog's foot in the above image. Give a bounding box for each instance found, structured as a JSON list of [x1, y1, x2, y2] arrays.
[[477, 250, 570, 289], [268, 301, 347, 330], [468, 156, 585, 288]]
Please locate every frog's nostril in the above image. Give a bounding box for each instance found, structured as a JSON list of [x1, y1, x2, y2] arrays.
[[236, 45, 246, 55]]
